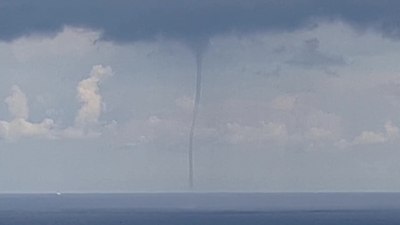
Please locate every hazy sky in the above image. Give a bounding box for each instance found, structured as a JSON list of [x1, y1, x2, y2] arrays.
[[2, 0, 400, 192]]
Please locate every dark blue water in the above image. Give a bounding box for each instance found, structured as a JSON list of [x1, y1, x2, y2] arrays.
[[2, 193, 400, 225], [3, 210, 400, 225]]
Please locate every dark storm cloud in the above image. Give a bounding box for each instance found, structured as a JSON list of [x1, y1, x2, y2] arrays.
[[1, 0, 400, 43]]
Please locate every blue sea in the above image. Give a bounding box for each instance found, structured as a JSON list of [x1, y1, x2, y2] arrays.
[[2, 193, 400, 225]]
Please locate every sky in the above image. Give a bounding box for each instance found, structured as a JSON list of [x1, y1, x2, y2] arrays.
[[2, 0, 400, 192]]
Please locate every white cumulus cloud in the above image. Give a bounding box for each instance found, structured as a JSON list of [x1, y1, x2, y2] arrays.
[[224, 121, 288, 144], [0, 86, 55, 140], [75, 65, 112, 127], [0, 65, 113, 141], [5, 85, 29, 120], [353, 121, 399, 145]]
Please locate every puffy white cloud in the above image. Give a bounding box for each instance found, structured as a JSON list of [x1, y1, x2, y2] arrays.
[[224, 121, 288, 144], [0, 65, 112, 141], [5, 85, 29, 119], [0, 86, 54, 140], [354, 131, 386, 145], [353, 121, 399, 145], [55, 64, 114, 139], [75, 65, 112, 127], [385, 121, 399, 140], [0, 118, 55, 140], [306, 127, 335, 141]]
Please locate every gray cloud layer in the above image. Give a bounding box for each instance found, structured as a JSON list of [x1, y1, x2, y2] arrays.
[[1, 0, 400, 43]]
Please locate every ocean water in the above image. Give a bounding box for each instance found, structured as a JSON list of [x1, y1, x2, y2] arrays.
[[2, 193, 400, 225]]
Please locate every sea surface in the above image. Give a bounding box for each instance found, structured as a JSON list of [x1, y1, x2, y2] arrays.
[[2, 193, 400, 225]]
